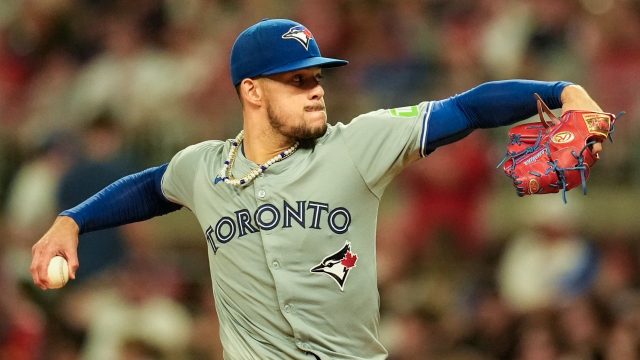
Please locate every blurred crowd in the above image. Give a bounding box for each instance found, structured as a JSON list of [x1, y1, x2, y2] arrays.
[[1, 0, 639, 359]]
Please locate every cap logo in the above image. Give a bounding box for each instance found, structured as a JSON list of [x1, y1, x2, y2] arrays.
[[282, 26, 314, 50]]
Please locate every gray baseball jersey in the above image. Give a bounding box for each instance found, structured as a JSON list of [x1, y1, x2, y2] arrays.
[[161, 101, 433, 359]]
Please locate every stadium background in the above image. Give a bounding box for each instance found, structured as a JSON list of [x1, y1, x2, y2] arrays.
[[1, 0, 639, 359]]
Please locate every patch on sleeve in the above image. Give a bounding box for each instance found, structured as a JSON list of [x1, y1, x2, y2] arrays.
[[389, 106, 419, 118]]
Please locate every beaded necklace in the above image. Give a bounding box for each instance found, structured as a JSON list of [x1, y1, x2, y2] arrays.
[[215, 130, 299, 186]]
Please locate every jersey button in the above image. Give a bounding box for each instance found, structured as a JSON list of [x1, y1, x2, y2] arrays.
[[257, 189, 266, 199], [284, 304, 293, 313], [272, 260, 280, 269]]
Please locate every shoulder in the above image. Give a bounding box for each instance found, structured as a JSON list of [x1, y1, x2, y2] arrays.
[[324, 109, 389, 136], [340, 102, 431, 127], [345, 108, 391, 125], [326, 102, 430, 136], [182, 139, 226, 153], [169, 139, 227, 166], [178, 140, 226, 156]]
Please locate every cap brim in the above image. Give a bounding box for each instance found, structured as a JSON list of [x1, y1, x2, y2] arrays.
[[261, 56, 348, 77]]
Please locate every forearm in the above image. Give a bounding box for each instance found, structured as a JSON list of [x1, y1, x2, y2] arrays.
[[425, 80, 572, 151], [60, 164, 182, 234]]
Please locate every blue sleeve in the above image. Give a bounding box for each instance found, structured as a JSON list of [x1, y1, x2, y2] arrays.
[[424, 80, 572, 152], [60, 164, 182, 234]]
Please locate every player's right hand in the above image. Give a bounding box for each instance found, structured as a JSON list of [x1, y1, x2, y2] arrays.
[[30, 216, 80, 289]]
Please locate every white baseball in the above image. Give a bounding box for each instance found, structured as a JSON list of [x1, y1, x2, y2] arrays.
[[47, 256, 69, 289]]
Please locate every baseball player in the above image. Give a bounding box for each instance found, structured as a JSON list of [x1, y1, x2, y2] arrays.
[[31, 19, 607, 359]]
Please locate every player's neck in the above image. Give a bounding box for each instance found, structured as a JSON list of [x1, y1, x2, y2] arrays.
[[241, 126, 297, 164]]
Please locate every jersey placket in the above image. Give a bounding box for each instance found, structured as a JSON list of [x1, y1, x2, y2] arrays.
[[252, 174, 314, 354]]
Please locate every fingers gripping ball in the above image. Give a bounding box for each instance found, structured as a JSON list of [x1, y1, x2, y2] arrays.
[[498, 94, 618, 202], [47, 256, 69, 289]]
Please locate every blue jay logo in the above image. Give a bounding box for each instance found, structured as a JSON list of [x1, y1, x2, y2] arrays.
[[310, 242, 358, 291], [282, 26, 314, 50]]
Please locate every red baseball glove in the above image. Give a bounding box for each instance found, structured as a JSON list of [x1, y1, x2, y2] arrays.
[[499, 94, 618, 202]]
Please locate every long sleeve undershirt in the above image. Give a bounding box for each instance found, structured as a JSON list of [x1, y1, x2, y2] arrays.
[[424, 79, 571, 152], [60, 164, 181, 233]]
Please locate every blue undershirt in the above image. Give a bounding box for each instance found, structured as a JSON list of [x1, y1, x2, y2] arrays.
[[60, 164, 181, 233], [61, 79, 571, 234], [425, 79, 570, 153]]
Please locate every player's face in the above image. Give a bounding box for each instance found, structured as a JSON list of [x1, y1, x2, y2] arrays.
[[259, 68, 327, 140]]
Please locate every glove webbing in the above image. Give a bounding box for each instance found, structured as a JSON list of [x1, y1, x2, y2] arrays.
[[553, 140, 595, 203], [496, 130, 545, 171]]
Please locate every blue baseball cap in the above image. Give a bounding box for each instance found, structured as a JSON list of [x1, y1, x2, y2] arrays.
[[230, 19, 348, 86]]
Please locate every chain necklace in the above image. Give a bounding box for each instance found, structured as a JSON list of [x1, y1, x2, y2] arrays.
[[215, 130, 299, 186]]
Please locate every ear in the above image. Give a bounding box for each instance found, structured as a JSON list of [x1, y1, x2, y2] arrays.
[[239, 78, 263, 106]]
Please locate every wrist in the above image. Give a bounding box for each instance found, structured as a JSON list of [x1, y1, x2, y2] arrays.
[[561, 85, 603, 113], [55, 215, 80, 235]]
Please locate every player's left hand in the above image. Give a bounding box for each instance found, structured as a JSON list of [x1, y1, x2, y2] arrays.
[[498, 87, 618, 201], [561, 84, 605, 158]]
